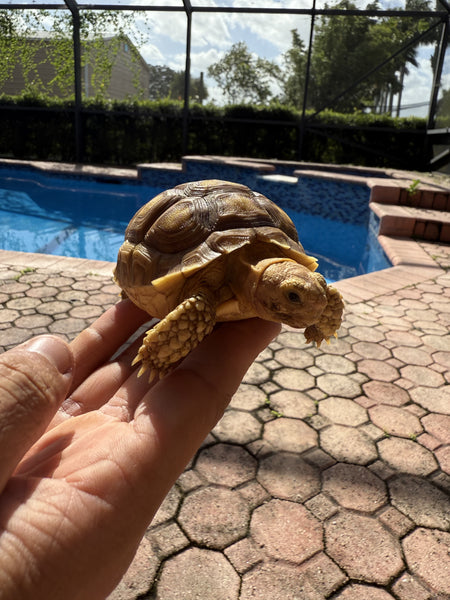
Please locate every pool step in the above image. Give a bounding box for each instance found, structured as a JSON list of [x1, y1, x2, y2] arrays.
[[369, 179, 450, 211], [370, 201, 450, 244]]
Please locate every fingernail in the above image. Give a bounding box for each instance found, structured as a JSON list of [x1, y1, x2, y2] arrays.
[[20, 335, 74, 377]]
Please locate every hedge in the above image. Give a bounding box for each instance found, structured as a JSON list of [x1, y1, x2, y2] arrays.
[[0, 95, 429, 169]]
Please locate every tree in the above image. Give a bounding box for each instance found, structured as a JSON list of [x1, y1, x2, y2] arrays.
[[148, 65, 177, 99], [0, 9, 149, 100], [279, 29, 308, 108], [207, 41, 280, 104]]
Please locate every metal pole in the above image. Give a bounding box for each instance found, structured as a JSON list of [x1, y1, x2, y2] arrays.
[[427, 16, 449, 130], [299, 0, 316, 160], [64, 0, 82, 162], [182, 0, 193, 157]]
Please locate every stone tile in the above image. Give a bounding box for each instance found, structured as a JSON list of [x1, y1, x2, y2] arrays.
[[316, 373, 361, 398], [388, 475, 450, 530], [250, 499, 322, 563], [385, 329, 422, 346], [422, 333, 450, 351], [268, 389, 316, 419], [378, 506, 414, 537], [314, 354, 355, 374], [107, 536, 159, 600], [322, 464, 387, 512], [195, 443, 257, 487], [224, 538, 262, 574], [176, 469, 203, 493], [15, 313, 53, 328], [325, 511, 403, 584], [305, 493, 338, 521], [435, 445, 450, 475], [362, 380, 410, 406], [243, 361, 271, 384], [400, 365, 445, 387], [410, 386, 450, 414], [378, 437, 438, 476], [392, 573, 434, 600], [7, 296, 40, 310], [263, 417, 317, 454], [369, 405, 422, 438], [156, 548, 240, 600], [231, 384, 266, 411], [36, 299, 72, 315], [273, 346, 314, 369], [298, 552, 347, 597], [319, 397, 367, 426], [349, 325, 385, 342], [320, 424, 377, 465], [237, 480, 271, 509], [147, 522, 189, 559], [212, 410, 262, 444], [334, 583, 395, 599], [353, 341, 391, 360], [240, 562, 322, 600], [257, 452, 320, 502], [403, 528, 450, 597], [178, 487, 250, 549], [358, 359, 399, 382], [152, 485, 182, 527], [272, 367, 315, 391]]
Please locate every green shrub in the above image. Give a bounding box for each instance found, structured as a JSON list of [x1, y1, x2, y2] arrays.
[[0, 95, 429, 169]]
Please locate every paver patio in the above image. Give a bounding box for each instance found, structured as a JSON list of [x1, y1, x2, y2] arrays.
[[0, 238, 449, 600]]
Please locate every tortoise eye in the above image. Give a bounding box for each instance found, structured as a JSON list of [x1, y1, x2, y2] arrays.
[[287, 291, 302, 304]]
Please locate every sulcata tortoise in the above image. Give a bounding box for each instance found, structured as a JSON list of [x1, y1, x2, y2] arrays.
[[114, 179, 344, 380]]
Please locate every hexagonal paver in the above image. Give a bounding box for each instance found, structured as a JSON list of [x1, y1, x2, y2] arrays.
[[314, 354, 355, 374], [156, 548, 240, 600], [268, 390, 316, 419], [241, 562, 321, 600], [178, 487, 250, 549], [325, 511, 403, 584], [272, 367, 315, 391], [358, 359, 399, 382], [392, 345, 432, 366], [369, 405, 422, 438], [250, 499, 322, 563], [212, 410, 262, 444], [319, 397, 367, 426], [195, 443, 256, 487], [320, 425, 377, 465], [353, 341, 391, 360], [316, 374, 361, 398], [322, 464, 387, 512], [334, 583, 395, 599], [257, 452, 320, 502], [410, 386, 450, 414], [231, 384, 267, 411], [263, 418, 317, 453], [403, 528, 450, 596], [108, 536, 159, 600], [401, 365, 445, 387], [378, 437, 438, 476], [274, 347, 314, 369], [349, 325, 385, 342], [362, 380, 410, 406], [389, 475, 450, 530]]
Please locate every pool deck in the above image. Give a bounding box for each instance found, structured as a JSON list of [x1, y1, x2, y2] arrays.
[[1, 161, 450, 599]]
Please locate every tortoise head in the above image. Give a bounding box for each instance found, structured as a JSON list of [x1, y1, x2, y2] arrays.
[[252, 260, 329, 329]]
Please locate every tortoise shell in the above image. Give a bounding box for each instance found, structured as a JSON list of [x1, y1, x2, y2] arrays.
[[114, 179, 318, 292]]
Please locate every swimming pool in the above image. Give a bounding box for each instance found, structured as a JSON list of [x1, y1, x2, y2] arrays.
[[0, 165, 390, 283]]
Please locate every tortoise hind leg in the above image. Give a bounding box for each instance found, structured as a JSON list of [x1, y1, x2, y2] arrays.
[[133, 292, 216, 381]]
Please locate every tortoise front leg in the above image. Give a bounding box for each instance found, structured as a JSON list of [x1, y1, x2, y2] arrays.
[[133, 292, 216, 381], [304, 284, 344, 346]]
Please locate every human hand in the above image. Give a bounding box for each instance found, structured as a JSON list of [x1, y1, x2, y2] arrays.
[[0, 300, 280, 600]]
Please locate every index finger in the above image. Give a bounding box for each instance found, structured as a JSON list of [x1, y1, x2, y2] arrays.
[[68, 299, 151, 394]]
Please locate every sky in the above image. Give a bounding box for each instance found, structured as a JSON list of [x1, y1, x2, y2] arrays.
[[5, 0, 450, 117]]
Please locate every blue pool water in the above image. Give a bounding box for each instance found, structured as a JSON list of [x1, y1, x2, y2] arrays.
[[0, 166, 390, 283]]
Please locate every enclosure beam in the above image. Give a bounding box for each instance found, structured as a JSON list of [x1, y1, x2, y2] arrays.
[[427, 17, 450, 130], [182, 0, 193, 156], [64, 0, 83, 162]]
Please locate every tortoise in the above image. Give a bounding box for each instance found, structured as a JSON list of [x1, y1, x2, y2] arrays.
[[114, 179, 344, 380]]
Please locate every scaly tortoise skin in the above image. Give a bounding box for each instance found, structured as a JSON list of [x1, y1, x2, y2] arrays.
[[114, 179, 344, 380]]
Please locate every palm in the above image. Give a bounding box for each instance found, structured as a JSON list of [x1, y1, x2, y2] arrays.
[[0, 300, 280, 600]]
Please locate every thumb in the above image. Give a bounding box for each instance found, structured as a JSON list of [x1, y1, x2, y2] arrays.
[[0, 335, 73, 492]]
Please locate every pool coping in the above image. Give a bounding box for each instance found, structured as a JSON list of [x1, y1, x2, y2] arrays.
[[1, 157, 447, 303]]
